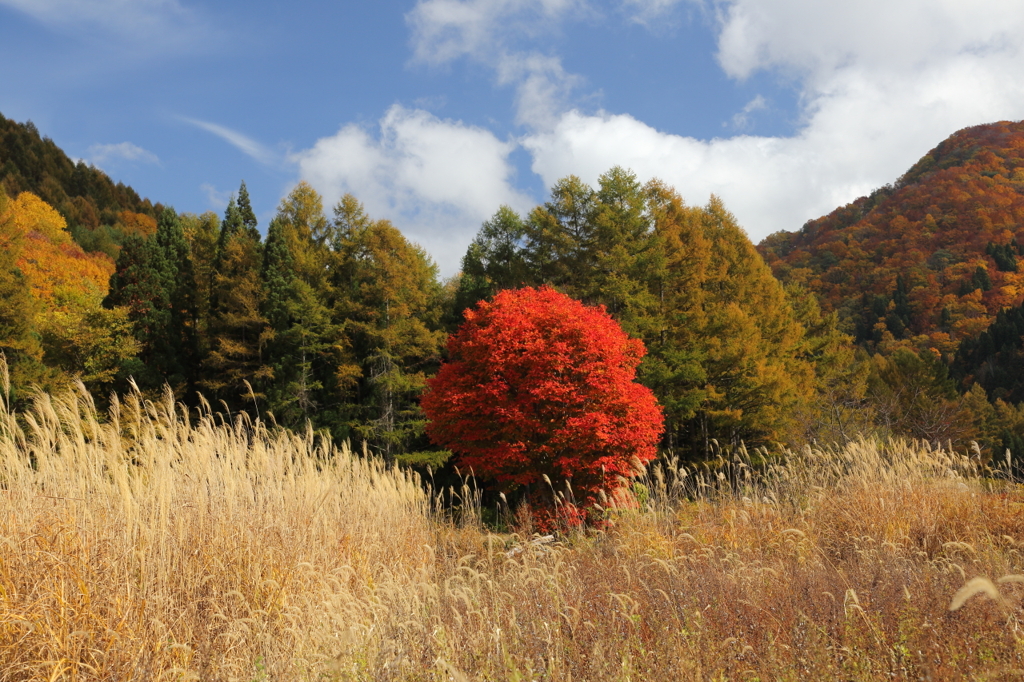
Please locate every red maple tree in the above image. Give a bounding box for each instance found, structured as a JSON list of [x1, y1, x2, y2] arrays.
[[422, 286, 664, 521]]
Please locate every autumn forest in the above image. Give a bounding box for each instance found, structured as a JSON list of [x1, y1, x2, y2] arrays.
[[8, 111, 1024, 678], [4, 114, 1024, 471], [0, 113, 1019, 463]]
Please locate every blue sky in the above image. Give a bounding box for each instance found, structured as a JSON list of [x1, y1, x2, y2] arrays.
[[2, 0, 1024, 275]]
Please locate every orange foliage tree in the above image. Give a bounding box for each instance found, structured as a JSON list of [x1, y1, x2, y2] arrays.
[[1, 191, 136, 393], [422, 286, 664, 523]]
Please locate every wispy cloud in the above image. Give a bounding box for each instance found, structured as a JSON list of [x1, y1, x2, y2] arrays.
[[730, 94, 767, 130], [406, 0, 587, 128], [87, 141, 160, 166], [620, 0, 690, 27], [0, 0, 214, 55], [180, 117, 277, 166], [200, 183, 231, 211]]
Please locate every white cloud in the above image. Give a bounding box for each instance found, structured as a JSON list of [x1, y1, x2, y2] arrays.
[[294, 105, 534, 276], [407, 0, 583, 65], [0, 0, 211, 53], [180, 117, 277, 166], [496, 52, 583, 128], [521, 0, 1024, 242], [730, 94, 766, 130], [298, 0, 1024, 274], [621, 0, 690, 26], [87, 141, 159, 166], [523, 32, 1024, 242], [714, 0, 1024, 83], [407, 0, 586, 128]]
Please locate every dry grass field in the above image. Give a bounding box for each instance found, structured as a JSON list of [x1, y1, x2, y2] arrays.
[[2, 371, 1024, 679]]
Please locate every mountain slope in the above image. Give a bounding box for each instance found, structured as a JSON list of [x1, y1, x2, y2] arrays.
[[759, 120, 1024, 353], [0, 112, 160, 257]]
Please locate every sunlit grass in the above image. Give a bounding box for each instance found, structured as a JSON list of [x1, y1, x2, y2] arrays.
[[2, 362, 1023, 679]]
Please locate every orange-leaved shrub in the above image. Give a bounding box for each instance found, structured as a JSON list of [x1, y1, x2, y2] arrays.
[[422, 286, 663, 524]]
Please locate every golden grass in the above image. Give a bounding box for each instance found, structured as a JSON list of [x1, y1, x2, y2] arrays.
[[2, 370, 1024, 679]]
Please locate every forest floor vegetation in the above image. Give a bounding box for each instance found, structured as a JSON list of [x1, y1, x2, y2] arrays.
[[2, 373, 1024, 680]]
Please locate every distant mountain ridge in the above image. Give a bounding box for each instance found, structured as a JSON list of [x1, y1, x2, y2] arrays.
[[759, 120, 1024, 354]]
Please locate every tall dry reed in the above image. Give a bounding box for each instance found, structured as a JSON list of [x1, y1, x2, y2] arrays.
[[2, 359, 1024, 680], [0, 366, 431, 680]]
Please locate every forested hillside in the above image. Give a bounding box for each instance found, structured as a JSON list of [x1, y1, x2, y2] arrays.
[[0, 113, 161, 260], [759, 120, 1024, 354]]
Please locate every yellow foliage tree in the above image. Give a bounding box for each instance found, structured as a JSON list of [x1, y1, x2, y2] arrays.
[[2, 191, 138, 393]]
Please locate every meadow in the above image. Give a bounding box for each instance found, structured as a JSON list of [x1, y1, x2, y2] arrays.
[[2, 371, 1024, 680]]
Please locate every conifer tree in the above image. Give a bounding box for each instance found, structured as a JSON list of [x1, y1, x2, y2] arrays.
[[524, 175, 597, 290], [261, 216, 324, 426], [179, 211, 220, 350], [260, 184, 339, 430], [154, 208, 199, 395], [586, 167, 662, 337], [202, 225, 269, 411], [218, 196, 243, 251], [643, 185, 813, 454], [454, 204, 530, 316], [236, 181, 258, 239], [104, 233, 171, 389], [331, 195, 444, 459]]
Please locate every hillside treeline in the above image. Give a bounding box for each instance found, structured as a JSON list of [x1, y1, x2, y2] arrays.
[[4, 111, 1024, 465], [0, 113, 162, 260], [760, 121, 1024, 355], [3, 169, 1023, 466]]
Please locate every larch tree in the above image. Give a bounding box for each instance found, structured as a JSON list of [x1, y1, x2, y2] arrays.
[[455, 205, 530, 317], [330, 195, 445, 459], [523, 175, 597, 292], [179, 211, 220, 350], [260, 183, 339, 430], [644, 184, 813, 453], [202, 211, 269, 412], [585, 167, 663, 338]]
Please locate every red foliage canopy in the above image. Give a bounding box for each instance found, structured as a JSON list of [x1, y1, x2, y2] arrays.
[[422, 286, 663, 501]]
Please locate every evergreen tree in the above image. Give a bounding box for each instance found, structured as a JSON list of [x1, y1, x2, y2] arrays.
[[154, 208, 199, 395], [261, 216, 328, 426], [219, 196, 243, 249], [586, 167, 662, 337], [331, 195, 445, 459], [202, 227, 269, 412], [892, 274, 912, 333], [104, 233, 171, 389], [236, 181, 258, 239], [104, 208, 199, 395], [523, 175, 597, 290], [260, 184, 340, 431], [454, 205, 529, 317]]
